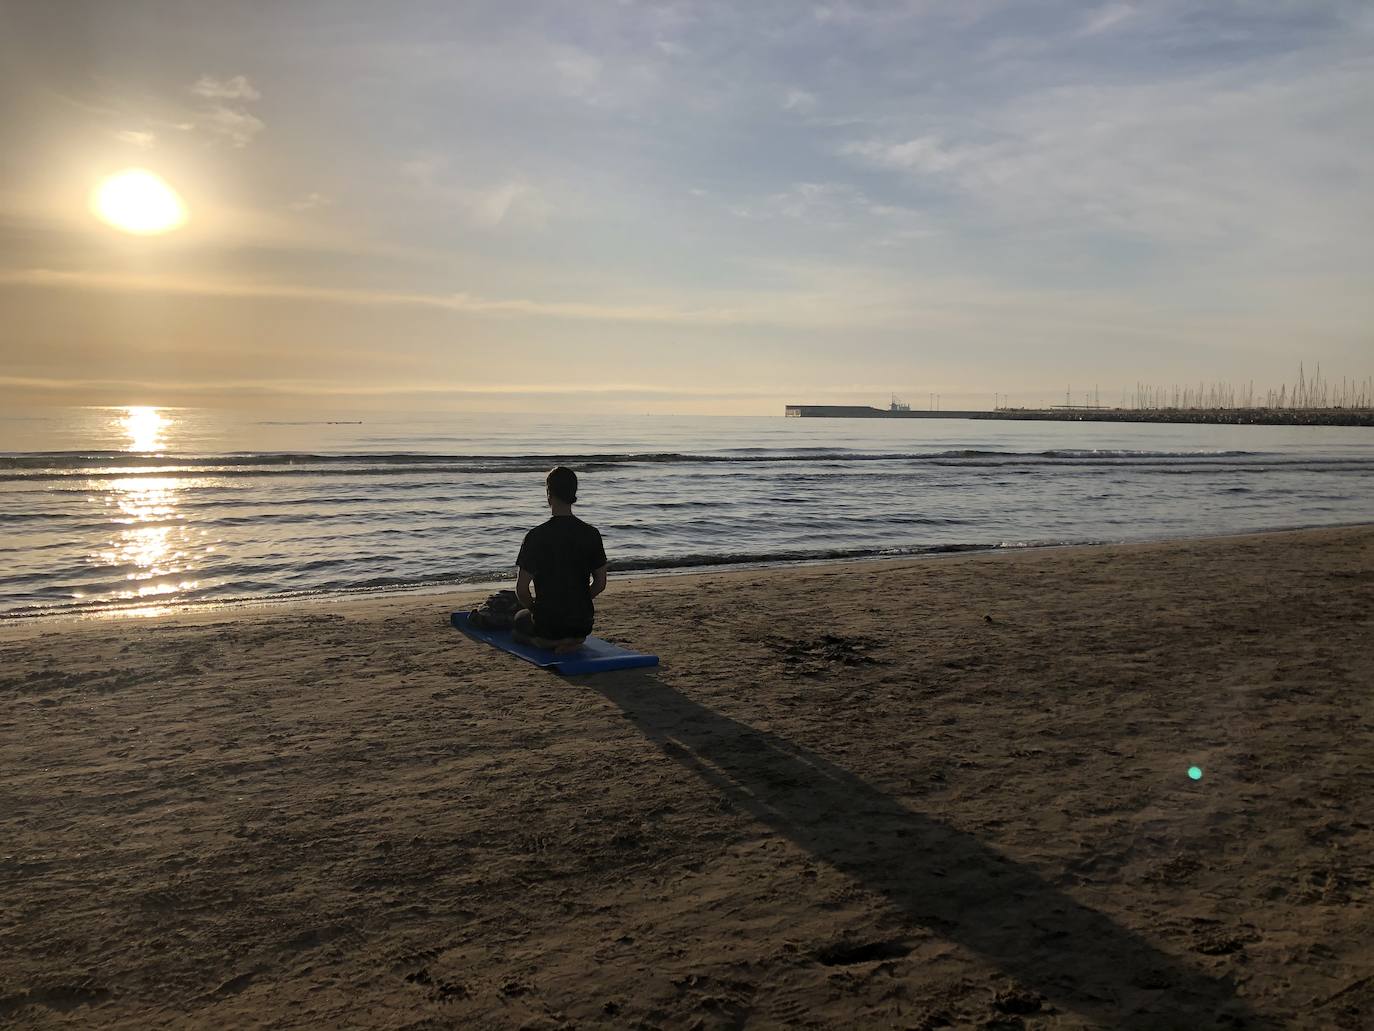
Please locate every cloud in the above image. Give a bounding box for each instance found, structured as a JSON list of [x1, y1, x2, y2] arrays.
[[812, 4, 862, 26], [810, 1, 998, 29], [4, 0, 1369, 409], [839, 136, 974, 175], [0, 268, 748, 325], [542, 42, 660, 111], [472, 182, 549, 227], [114, 129, 156, 148], [837, 57, 1374, 249], [191, 74, 261, 101], [186, 73, 264, 146], [0, 265, 955, 332], [200, 105, 265, 147], [734, 182, 859, 221], [728, 182, 934, 246], [401, 158, 550, 228], [1078, 3, 1137, 37], [288, 192, 332, 211], [0, 374, 812, 411], [553, 48, 604, 97]]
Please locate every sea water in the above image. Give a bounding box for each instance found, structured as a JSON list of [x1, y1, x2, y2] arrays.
[[2, 406, 1371, 618]]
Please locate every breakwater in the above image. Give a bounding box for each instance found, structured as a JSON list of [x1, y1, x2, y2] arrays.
[[785, 405, 1374, 427], [995, 408, 1374, 427]]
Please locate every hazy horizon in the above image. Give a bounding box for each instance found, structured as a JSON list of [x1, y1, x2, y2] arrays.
[[2, 1, 1371, 415]]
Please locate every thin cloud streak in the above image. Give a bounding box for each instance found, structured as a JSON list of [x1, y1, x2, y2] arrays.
[[113, 129, 157, 148], [0, 268, 769, 327], [0, 374, 824, 410], [1078, 3, 1137, 37], [4, 260, 1363, 349], [191, 75, 261, 101], [189, 73, 264, 147]]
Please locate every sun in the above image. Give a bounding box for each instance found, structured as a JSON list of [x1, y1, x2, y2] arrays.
[[91, 169, 188, 235]]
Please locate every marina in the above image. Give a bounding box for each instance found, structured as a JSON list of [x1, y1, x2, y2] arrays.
[[786, 398, 1374, 427]]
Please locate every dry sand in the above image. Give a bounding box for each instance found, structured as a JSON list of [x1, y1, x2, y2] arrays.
[[1, 526, 1371, 1030]]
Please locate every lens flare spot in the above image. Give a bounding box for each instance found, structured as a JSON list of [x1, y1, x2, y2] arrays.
[[1188, 766, 1203, 781]]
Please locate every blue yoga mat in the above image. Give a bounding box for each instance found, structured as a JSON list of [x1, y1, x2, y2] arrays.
[[451, 611, 659, 676]]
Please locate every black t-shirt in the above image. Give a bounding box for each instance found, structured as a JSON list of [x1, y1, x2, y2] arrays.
[[516, 515, 607, 636]]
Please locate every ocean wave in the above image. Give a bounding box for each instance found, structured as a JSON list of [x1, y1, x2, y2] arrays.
[[0, 446, 1272, 469], [8, 447, 1366, 486], [5, 428, 1372, 620], [8, 460, 1370, 486], [0, 540, 1050, 619]]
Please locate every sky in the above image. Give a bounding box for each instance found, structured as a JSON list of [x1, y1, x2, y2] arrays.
[[0, 0, 1371, 414]]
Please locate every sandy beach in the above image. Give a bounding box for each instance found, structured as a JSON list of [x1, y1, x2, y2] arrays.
[[1, 526, 1371, 1029]]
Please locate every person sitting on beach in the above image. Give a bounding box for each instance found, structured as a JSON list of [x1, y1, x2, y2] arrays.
[[512, 466, 608, 652]]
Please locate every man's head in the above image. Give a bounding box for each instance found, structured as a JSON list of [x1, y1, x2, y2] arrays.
[[546, 466, 578, 506]]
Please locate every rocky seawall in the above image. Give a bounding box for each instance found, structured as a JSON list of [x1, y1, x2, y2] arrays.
[[990, 408, 1374, 427]]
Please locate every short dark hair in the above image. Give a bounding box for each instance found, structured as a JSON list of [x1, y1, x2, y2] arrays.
[[546, 466, 578, 504]]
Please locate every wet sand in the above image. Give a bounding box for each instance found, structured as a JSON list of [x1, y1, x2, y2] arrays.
[[2, 526, 1371, 1029]]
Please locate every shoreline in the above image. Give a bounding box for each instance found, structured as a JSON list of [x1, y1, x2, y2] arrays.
[[4, 519, 1373, 631]]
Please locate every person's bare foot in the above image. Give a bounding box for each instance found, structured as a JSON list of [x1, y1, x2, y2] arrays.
[[512, 627, 584, 653]]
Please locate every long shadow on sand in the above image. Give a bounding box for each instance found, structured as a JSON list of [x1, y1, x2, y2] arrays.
[[583, 669, 1263, 1029]]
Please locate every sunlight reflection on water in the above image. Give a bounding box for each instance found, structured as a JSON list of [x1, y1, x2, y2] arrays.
[[82, 411, 212, 608], [93, 475, 201, 604]]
